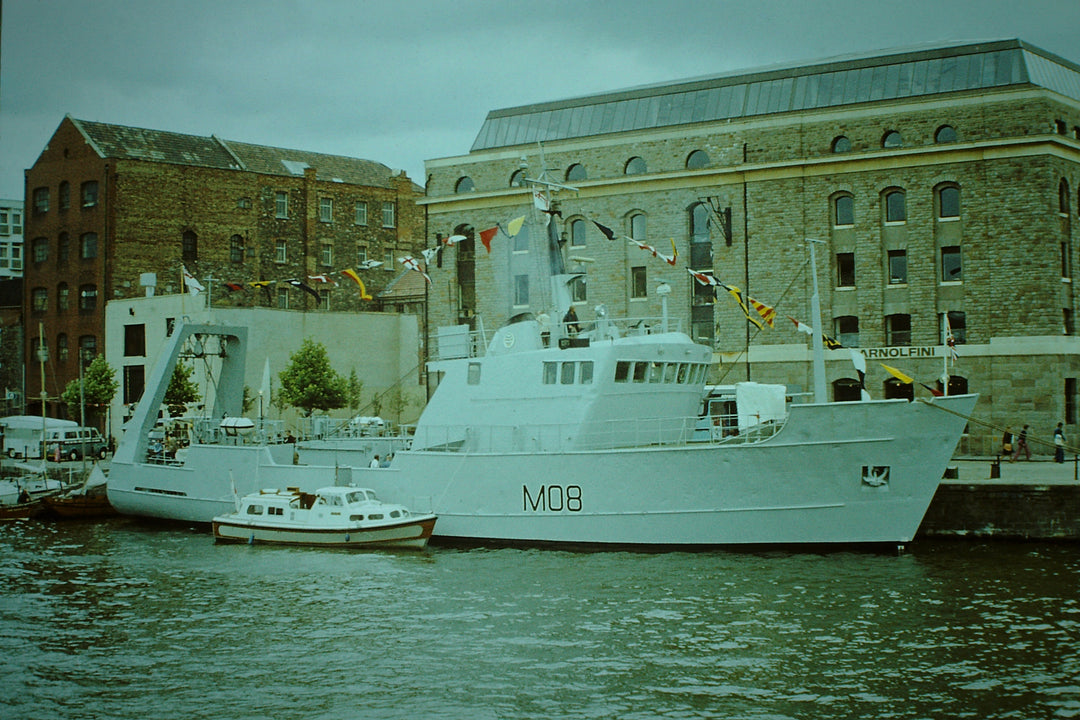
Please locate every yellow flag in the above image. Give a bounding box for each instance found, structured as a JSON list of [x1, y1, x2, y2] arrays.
[[506, 215, 526, 237], [880, 363, 914, 384]]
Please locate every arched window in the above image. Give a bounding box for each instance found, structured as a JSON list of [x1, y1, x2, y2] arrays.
[[565, 164, 587, 182], [884, 190, 906, 223], [509, 169, 527, 187], [690, 203, 710, 243], [882, 130, 903, 148], [630, 213, 646, 240], [834, 316, 859, 347], [79, 335, 97, 360], [78, 284, 98, 312], [832, 378, 862, 402], [886, 314, 911, 346], [570, 218, 586, 247], [230, 234, 244, 263], [57, 334, 69, 363], [938, 185, 960, 219], [831, 136, 851, 153], [57, 283, 69, 312], [59, 181, 70, 210], [883, 377, 914, 401], [455, 176, 475, 193], [625, 157, 647, 175], [182, 230, 198, 262], [833, 194, 854, 226], [1060, 179, 1071, 215], [935, 125, 957, 143], [686, 150, 710, 170], [58, 232, 70, 263], [936, 375, 968, 396]]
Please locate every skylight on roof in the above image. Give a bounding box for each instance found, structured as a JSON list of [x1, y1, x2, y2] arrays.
[[281, 159, 309, 175]]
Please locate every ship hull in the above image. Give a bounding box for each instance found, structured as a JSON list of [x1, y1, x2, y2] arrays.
[[351, 395, 975, 547]]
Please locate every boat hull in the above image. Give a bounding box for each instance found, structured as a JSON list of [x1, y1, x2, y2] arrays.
[[212, 515, 436, 549], [346, 394, 977, 547]]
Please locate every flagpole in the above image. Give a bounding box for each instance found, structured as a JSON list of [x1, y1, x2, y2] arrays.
[[807, 239, 827, 403]]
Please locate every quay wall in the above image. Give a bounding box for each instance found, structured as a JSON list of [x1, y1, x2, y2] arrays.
[[919, 480, 1080, 540]]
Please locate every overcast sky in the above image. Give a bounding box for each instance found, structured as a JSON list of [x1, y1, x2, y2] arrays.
[[2, 0, 1078, 200]]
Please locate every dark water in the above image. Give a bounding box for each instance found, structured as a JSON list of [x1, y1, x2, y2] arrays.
[[1, 519, 1077, 720]]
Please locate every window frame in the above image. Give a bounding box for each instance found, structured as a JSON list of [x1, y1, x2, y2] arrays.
[[80, 232, 98, 260], [382, 202, 396, 228], [887, 249, 908, 285], [836, 252, 855, 288], [354, 201, 368, 225], [319, 197, 333, 223], [230, 234, 244, 264], [631, 266, 647, 300], [834, 194, 854, 226], [81, 181, 98, 208], [884, 190, 906, 224], [941, 246, 963, 283], [885, 313, 911, 347], [275, 191, 289, 219]]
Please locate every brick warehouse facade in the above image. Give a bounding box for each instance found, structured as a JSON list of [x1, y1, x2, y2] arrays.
[[22, 116, 424, 419], [420, 40, 1080, 455]]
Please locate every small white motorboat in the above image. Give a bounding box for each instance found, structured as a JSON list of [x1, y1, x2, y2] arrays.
[[212, 486, 437, 549]]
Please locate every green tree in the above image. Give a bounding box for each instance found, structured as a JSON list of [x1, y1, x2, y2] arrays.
[[163, 361, 201, 416], [278, 339, 347, 416], [347, 369, 363, 413], [61, 355, 119, 426]]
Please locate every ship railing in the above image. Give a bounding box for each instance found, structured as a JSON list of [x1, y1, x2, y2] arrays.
[[429, 314, 685, 361], [405, 412, 784, 454]]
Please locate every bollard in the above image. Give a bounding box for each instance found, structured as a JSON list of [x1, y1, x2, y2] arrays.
[[990, 456, 1001, 479]]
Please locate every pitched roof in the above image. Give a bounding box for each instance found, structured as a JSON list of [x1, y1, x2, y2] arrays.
[[378, 267, 427, 300], [69, 117, 396, 187], [471, 39, 1080, 152]]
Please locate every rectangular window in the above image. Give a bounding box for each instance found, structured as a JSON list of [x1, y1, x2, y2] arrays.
[[355, 201, 368, 225], [230, 235, 244, 264], [59, 234, 70, 263], [277, 287, 289, 309], [320, 242, 333, 266], [888, 250, 907, 284], [81, 233, 98, 259], [58, 285, 69, 311], [382, 202, 396, 228], [12, 210, 21, 234], [560, 362, 575, 385], [33, 238, 47, 263], [0, 244, 8, 268], [356, 245, 368, 265], [275, 240, 287, 263], [514, 274, 529, 306], [123, 365, 145, 405], [275, 192, 288, 219], [836, 252, 855, 287], [941, 246, 962, 282], [81, 181, 98, 208], [124, 324, 146, 357], [1065, 309, 1075, 336], [570, 276, 586, 303], [10, 245, 20, 271], [543, 362, 557, 385], [1067, 378, 1078, 424], [580, 361, 593, 384], [631, 266, 647, 299], [318, 289, 331, 309], [614, 361, 630, 382], [1063, 242, 1072, 279], [0, 210, 9, 235], [384, 249, 395, 270], [319, 197, 333, 223]]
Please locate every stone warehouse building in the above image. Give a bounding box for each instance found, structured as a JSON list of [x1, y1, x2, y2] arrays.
[[421, 39, 1080, 454], [22, 116, 424, 417]]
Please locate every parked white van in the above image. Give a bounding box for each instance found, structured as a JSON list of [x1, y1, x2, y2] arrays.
[[1, 416, 78, 459]]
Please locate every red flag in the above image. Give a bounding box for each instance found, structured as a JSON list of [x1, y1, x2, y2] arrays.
[[479, 226, 499, 253]]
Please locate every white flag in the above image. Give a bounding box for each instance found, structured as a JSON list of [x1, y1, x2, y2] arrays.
[[182, 265, 205, 295]]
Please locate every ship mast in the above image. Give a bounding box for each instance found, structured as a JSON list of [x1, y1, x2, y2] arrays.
[[807, 239, 827, 403]]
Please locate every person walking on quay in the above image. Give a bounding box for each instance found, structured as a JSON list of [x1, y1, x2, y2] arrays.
[[1012, 425, 1031, 462], [1054, 422, 1066, 463]]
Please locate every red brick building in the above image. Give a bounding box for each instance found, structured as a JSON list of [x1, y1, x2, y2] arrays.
[[22, 116, 424, 417]]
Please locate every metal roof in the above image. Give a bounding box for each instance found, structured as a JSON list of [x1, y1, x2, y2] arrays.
[[470, 40, 1080, 152]]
